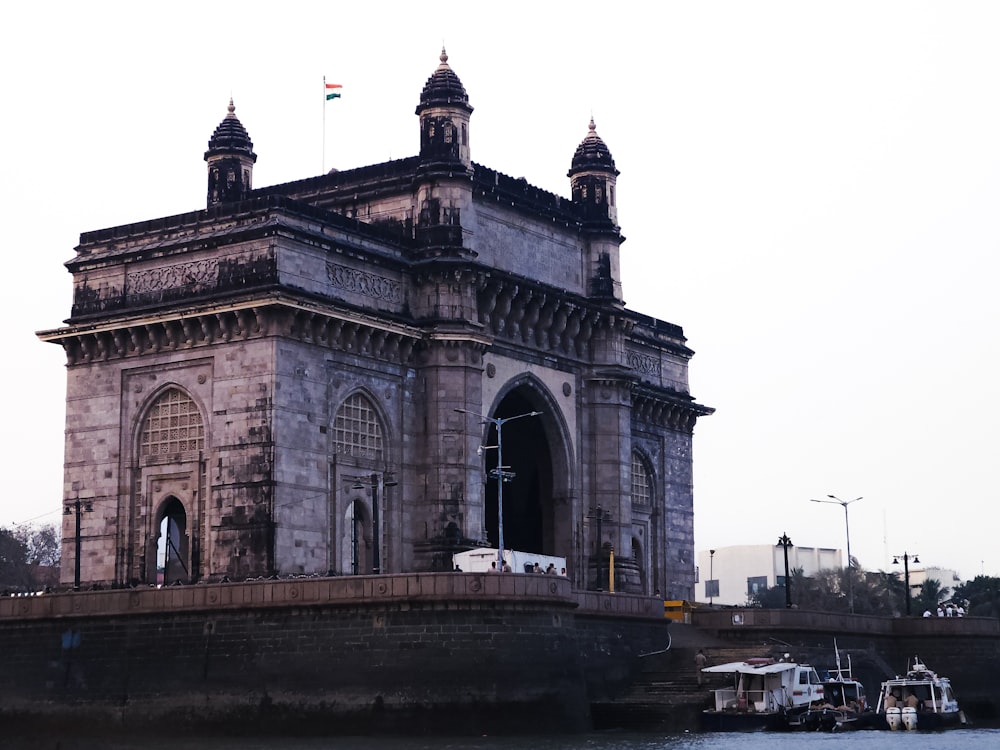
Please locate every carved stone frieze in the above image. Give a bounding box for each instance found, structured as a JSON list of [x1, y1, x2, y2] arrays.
[[625, 350, 661, 378], [128, 258, 219, 295], [327, 262, 402, 303]]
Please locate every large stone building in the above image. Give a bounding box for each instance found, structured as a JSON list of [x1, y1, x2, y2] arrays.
[[39, 51, 712, 596]]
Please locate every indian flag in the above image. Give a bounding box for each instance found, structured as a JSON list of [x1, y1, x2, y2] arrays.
[[325, 82, 342, 101]]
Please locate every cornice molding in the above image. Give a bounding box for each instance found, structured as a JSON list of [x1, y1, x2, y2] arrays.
[[39, 297, 423, 368]]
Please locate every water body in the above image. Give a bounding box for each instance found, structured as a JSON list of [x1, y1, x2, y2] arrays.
[[12, 729, 1000, 750]]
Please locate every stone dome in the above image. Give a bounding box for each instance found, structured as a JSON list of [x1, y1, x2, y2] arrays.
[[205, 99, 256, 161], [415, 48, 473, 115], [568, 118, 617, 176]]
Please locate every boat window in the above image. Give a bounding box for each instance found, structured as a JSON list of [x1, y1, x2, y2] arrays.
[[810, 671, 821, 684], [799, 672, 808, 685]]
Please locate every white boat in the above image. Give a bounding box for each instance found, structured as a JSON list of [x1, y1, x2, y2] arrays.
[[701, 656, 825, 731], [875, 657, 966, 730]]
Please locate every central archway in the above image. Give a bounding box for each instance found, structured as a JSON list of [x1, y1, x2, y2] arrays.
[[483, 390, 554, 557]]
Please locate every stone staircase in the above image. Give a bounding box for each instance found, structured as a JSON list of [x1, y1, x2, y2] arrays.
[[591, 638, 773, 731]]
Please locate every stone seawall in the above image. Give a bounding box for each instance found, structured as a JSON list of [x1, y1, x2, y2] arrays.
[[0, 573, 667, 737]]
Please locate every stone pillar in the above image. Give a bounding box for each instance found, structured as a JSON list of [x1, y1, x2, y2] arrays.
[[581, 373, 638, 592], [410, 337, 488, 571]]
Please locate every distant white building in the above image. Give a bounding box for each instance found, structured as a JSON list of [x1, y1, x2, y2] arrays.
[[899, 565, 963, 601], [696, 544, 842, 606]]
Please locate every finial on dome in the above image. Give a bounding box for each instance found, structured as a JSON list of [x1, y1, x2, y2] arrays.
[[589, 117, 596, 133], [439, 47, 449, 67], [227, 98, 236, 117]]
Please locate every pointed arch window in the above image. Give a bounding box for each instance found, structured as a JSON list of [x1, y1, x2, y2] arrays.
[[334, 393, 384, 461], [140, 388, 204, 457], [631, 450, 653, 506]]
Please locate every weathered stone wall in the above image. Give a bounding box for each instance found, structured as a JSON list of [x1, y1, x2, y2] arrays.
[[0, 575, 667, 736]]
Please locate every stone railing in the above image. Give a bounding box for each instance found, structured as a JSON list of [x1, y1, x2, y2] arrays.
[[0, 572, 577, 622], [0, 574, 669, 623], [573, 590, 665, 620]]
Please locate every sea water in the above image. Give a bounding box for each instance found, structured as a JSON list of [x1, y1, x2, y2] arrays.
[[9, 729, 1000, 750]]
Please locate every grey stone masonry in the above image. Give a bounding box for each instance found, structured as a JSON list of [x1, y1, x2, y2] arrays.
[[38, 53, 712, 594]]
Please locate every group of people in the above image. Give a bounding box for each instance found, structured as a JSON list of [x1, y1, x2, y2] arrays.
[[922, 603, 965, 617], [884, 689, 921, 709], [484, 560, 568, 576]]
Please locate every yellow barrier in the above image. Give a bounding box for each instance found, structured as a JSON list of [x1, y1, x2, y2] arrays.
[[663, 599, 692, 623]]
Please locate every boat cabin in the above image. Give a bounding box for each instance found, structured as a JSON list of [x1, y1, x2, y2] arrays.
[[703, 657, 824, 714]]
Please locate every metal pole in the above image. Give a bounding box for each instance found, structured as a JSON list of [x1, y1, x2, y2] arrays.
[[371, 473, 380, 574], [596, 508, 603, 591], [709, 549, 715, 605], [496, 422, 505, 567], [904, 553, 911, 616], [351, 503, 358, 575], [454, 409, 541, 569], [810, 495, 862, 613], [74, 498, 82, 591], [843, 504, 852, 610], [778, 533, 793, 608]]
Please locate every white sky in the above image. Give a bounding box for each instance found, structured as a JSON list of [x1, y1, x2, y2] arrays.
[[3, 2, 998, 582]]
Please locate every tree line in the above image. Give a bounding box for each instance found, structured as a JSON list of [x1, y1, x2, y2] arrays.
[[750, 566, 1000, 618], [0, 524, 60, 593]]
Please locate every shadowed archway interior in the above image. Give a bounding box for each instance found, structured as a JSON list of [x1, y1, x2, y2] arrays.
[[482, 391, 553, 556]]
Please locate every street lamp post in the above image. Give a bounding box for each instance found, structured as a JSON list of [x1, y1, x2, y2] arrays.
[[893, 552, 919, 616], [455, 408, 542, 567], [586, 505, 612, 591], [709, 549, 715, 605], [777, 533, 793, 609], [347, 471, 397, 574], [811, 494, 862, 613], [368, 471, 398, 574], [64, 497, 93, 591]]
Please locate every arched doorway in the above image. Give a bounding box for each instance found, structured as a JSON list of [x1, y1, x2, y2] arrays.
[[156, 497, 189, 584], [482, 390, 554, 556]]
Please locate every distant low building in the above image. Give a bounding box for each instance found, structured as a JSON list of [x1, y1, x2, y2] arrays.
[[900, 565, 962, 600], [697, 544, 842, 606]]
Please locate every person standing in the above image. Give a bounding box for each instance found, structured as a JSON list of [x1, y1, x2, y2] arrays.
[[695, 649, 708, 686]]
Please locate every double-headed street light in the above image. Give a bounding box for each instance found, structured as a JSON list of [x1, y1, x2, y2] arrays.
[[810, 494, 862, 613], [777, 533, 793, 609], [455, 408, 542, 566]]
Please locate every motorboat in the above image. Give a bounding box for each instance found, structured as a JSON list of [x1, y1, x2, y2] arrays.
[[786, 644, 874, 731], [701, 655, 824, 731], [875, 657, 966, 730]]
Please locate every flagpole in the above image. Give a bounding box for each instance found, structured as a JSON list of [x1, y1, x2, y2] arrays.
[[322, 76, 326, 175]]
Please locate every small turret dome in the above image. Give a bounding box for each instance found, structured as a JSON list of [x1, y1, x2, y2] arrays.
[[568, 118, 619, 228], [204, 99, 257, 207], [415, 48, 473, 116], [205, 99, 256, 161], [568, 118, 617, 177]]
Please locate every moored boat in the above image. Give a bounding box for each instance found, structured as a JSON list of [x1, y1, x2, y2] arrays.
[[701, 655, 824, 731], [876, 657, 967, 730], [786, 645, 875, 731]]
